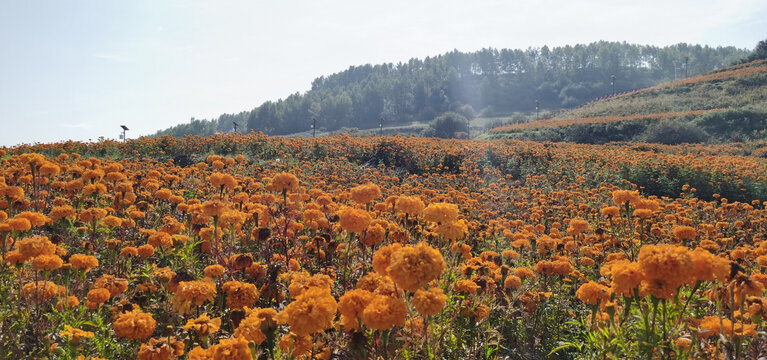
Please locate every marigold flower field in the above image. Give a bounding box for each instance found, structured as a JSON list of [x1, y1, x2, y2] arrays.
[[1, 133, 767, 359]]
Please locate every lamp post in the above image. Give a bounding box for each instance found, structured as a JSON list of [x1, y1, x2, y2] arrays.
[[120, 125, 129, 142], [311, 117, 316, 138], [379, 117, 384, 136], [233, 121, 239, 133], [610, 75, 616, 95]]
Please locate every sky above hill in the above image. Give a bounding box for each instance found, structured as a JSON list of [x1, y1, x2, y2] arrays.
[[1, 0, 765, 146]]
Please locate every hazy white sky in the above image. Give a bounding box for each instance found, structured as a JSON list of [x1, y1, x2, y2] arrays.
[[1, 0, 765, 146]]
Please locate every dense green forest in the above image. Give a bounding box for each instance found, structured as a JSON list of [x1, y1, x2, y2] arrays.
[[156, 41, 748, 137]]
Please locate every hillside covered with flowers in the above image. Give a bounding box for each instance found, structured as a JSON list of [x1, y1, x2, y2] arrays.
[[1, 133, 767, 359]]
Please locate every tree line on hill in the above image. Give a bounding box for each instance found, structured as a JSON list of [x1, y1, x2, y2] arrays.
[[155, 41, 749, 137]]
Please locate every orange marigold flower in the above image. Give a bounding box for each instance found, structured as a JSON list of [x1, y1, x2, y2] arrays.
[[233, 312, 267, 344], [287, 272, 333, 298], [17, 235, 56, 260], [436, 220, 468, 240], [137, 337, 185, 360], [608, 260, 644, 297], [372, 243, 402, 276], [600, 206, 620, 217], [395, 196, 425, 217], [137, 244, 155, 258], [412, 287, 447, 316], [269, 172, 299, 193], [171, 280, 217, 315], [638, 244, 694, 289], [612, 190, 640, 206], [275, 287, 337, 336], [504, 275, 522, 290], [60, 325, 95, 343], [204, 264, 226, 278], [350, 182, 381, 204], [361, 223, 386, 246], [69, 254, 99, 271], [32, 254, 63, 271], [93, 274, 129, 297], [690, 247, 730, 283], [387, 242, 445, 292], [86, 288, 111, 309], [423, 202, 459, 224], [183, 313, 221, 337], [336, 206, 371, 233], [222, 281, 259, 310], [672, 225, 697, 241], [113, 309, 156, 339], [22, 281, 58, 302], [455, 280, 480, 294], [360, 295, 407, 330], [338, 289, 375, 319], [576, 281, 611, 306]]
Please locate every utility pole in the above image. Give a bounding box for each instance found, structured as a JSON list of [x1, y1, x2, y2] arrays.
[[684, 57, 689, 78], [120, 125, 129, 142], [379, 117, 384, 136], [233, 121, 239, 133], [311, 117, 316, 138], [535, 100, 540, 121], [610, 75, 616, 95]]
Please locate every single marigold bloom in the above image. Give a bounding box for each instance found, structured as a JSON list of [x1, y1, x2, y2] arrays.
[[183, 313, 221, 336], [22, 281, 58, 301], [233, 312, 267, 344], [137, 244, 155, 258], [395, 196, 425, 217], [372, 243, 402, 275], [423, 202, 459, 224], [361, 223, 386, 246], [350, 182, 381, 204], [270, 172, 299, 193], [171, 280, 217, 315], [202, 200, 227, 218], [56, 295, 80, 311], [534, 259, 574, 276], [338, 289, 375, 319], [86, 288, 111, 309], [612, 190, 640, 205], [6, 218, 31, 231], [638, 244, 694, 289], [504, 275, 522, 290], [698, 316, 758, 338], [361, 295, 407, 330], [17, 235, 56, 260], [49, 205, 76, 221], [137, 337, 185, 360], [412, 287, 447, 316], [94, 274, 129, 297], [633, 209, 653, 218], [60, 325, 95, 343], [32, 254, 63, 271], [287, 272, 333, 298], [275, 287, 337, 336], [121, 246, 139, 257], [113, 309, 156, 339], [690, 247, 730, 283], [69, 254, 99, 271], [204, 264, 226, 278], [336, 206, 371, 233], [576, 281, 611, 306], [567, 218, 590, 235], [14, 211, 50, 227], [672, 225, 697, 241], [437, 220, 468, 240], [387, 242, 445, 292], [608, 260, 644, 297], [223, 281, 259, 310], [600, 206, 620, 217], [455, 280, 481, 294]]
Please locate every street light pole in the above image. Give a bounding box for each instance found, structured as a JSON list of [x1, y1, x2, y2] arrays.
[[311, 118, 316, 138], [535, 100, 539, 121], [379, 117, 384, 136], [233, 122, 239, 133], [120, 125, 129, 143], [610, 75, 616, 95]]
